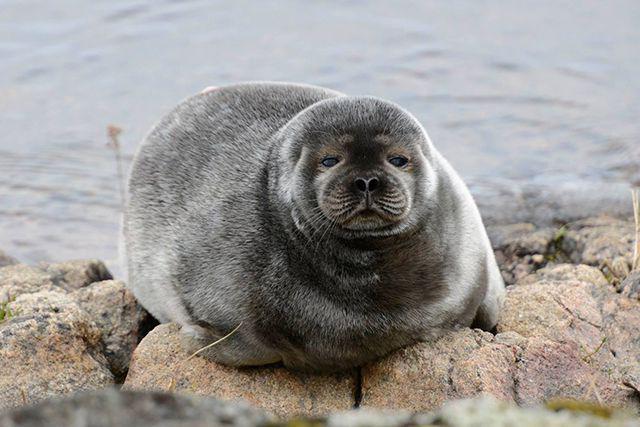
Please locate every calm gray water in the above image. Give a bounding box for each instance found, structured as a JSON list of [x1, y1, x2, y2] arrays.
[[1, 0, 639, 274]]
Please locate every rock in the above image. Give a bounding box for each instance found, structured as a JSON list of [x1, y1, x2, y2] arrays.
[[0, 265, 57, 303], [0, 291, 114, 410], [488, 223, 555, 256], [516, 263, 609, 287], [360, 329, 517, 411], [1, 391, 636, 427], [562, 216, 634, 269], [361, 264, 640, 412], [601, 294, 640, 388], [74, 280, 152, 380], [40, 259, 112, 290], [513, 337, 625, 407], [488, 217, 636, 286], [123, 323, 355, 418], [0, 250, 18, 268], [326, 408, 413, 427], [412, 396, 637, 427], [0, 262, 151, 408], [610, 257, 631, 281], [0, 260, 112, 303], [499, 264, 639, 407], [619, 271, 640, 300], [500, 265, 611, 350], [487, 223, 557, 285], [0, 388, 271, 427]]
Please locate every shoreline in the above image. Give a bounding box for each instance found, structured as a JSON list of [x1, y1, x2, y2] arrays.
[[1, 213, 639, 425]]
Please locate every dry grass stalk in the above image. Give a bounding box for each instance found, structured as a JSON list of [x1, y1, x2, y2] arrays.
[[165, 322, 243, 392], [106, 124, 126, 211], [633, 189, 640, 271]]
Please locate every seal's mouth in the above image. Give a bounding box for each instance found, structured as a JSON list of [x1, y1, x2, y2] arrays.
[[340, 205, 402, 231], [315, 184, 410, 235]]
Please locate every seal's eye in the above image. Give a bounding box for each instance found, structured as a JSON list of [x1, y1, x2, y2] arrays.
[[389, 156, 408, 168], [321, 156, 340, 168]]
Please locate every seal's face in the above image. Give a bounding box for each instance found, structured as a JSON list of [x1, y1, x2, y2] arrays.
[[312, 133, 416, 233], [281, 97, 433, 239]]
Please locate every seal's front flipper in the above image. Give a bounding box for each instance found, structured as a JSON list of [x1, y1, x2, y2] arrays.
[[471, 277, 505, 331]]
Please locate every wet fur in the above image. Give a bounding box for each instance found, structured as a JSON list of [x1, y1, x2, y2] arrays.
[[124, 82, 505, 372]]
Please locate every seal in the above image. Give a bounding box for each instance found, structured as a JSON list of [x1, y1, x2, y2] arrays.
[[124, 82, 505, 372]]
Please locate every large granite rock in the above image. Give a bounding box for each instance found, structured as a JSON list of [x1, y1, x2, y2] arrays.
[[360, 264, 640, 413], [0, 291, 113, 410], [0, 261, 150, 409], [123, 323, 356, 418]]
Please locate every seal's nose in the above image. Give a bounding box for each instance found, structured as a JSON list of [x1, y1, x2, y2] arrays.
[[354, 177, 380, 193]]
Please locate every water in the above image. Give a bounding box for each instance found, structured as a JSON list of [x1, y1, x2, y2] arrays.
[[1, 0, 639, 275]]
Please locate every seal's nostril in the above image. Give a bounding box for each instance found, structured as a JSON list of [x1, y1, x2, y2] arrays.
[[355, 177, 380, 193]]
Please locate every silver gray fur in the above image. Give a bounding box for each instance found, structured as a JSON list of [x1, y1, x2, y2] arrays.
[[124, 82, 505, 372]]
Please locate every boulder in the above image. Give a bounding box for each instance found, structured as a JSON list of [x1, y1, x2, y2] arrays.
[[123, 323, 356, 418], [361, 264, 640, 412], [74, 280, 152, 380], [499, 264, 639, 407], [0, 261, 150, 409], [0, 388, 271, 427], [0, 291, 114, 410]]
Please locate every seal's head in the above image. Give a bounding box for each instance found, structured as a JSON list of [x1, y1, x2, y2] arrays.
[[279, 96, 438, 239]]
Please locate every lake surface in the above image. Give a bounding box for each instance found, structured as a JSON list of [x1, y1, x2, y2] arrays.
[[1, 0, 639, 275]]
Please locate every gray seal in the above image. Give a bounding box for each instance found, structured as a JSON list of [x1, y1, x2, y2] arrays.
[[124, 82, 505, 372]]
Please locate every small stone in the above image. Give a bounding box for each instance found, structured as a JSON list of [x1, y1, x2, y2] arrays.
[[619, 271, 640, 300], [487, 223, 556, 285], [40, 260, 112, 290], [610, 257, 630, 280], [0, 250, 18, 268]]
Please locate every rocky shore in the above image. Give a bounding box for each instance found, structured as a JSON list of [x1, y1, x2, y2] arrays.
[[1, 215, 639, 426]]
